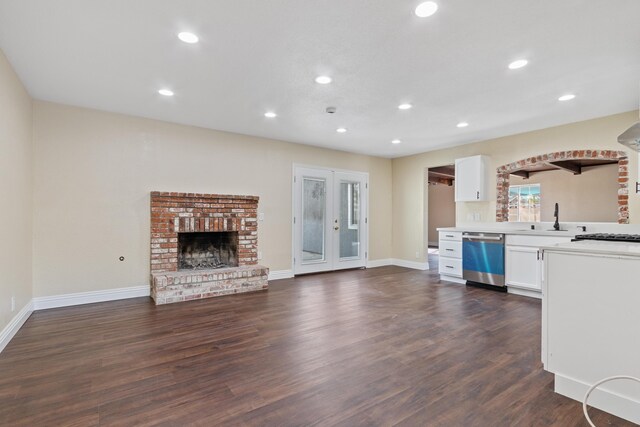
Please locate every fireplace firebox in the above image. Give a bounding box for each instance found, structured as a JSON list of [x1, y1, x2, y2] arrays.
[[178, 232, 238, 270]]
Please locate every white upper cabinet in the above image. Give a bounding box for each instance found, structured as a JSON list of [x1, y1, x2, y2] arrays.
[[455, 155, 490, 202]]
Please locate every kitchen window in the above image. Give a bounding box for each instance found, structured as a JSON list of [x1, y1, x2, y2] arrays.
[[508, 184, 541, 222]]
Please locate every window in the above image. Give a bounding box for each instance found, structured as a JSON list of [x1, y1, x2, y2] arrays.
[[508, 184, 541, 222], [346, 182, 360, 229]]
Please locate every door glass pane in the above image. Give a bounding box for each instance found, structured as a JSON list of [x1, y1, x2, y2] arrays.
[[302, 178, 326, 262], [339, 181, 360, 259]]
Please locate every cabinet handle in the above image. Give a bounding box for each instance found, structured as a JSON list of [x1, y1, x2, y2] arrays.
[[446, 235, 454, 238], [476, 191, 480, 200], [446, 265, 454, 269], [446, 249, 454, 252], [537, 250, 540, 261]]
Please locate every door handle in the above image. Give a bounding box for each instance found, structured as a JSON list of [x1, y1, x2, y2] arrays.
[[334, 226, 340, 230]]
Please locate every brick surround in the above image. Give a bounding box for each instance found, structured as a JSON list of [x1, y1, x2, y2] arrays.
[[149, 192, 268, 304], [495, 150, 629, 224]]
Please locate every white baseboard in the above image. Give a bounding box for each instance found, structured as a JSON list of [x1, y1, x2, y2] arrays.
[[391, 259, 430, 271], [439, 275, 466, 284], [268, 269, 294, 280], [0, 300, 34, 353], [33, 285, 150, 310], [367, 258, 393, 268], [555, 373, 640, 425], [508, 287, 542, 299]]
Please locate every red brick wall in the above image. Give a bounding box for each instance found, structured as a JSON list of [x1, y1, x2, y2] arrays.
[[150, 192, 258, 273], [495, 150, 629, 224]]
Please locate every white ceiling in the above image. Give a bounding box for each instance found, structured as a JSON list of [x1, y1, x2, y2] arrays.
[[1, 0, 639, 158]]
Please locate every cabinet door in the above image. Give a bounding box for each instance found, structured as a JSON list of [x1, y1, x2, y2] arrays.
[[455, 155, 488, 201], [505, 245, 541, 290]]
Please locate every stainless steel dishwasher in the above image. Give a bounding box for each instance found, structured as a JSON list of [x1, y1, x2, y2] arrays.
[[462, 232, 505, 287]]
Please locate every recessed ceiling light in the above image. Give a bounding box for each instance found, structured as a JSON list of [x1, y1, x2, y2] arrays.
[[398, 103, 413, 110], [178, 32, 199, 44], [315, 76, 332, 84], [264, 112, 277, 118], [415, 2, 439, 18], [336, 128, 347, 133], [457, 122, 469, 128], [391, 139, 402, 144], [158, 89, 174, 97], [558, 94, 576, 101], [508, 59, 528, 70]]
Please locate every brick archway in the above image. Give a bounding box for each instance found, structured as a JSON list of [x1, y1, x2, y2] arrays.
[[496, 150, 629, 224]]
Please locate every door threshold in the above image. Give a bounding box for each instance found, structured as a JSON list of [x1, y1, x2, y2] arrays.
[[294, 267, 366, 277]]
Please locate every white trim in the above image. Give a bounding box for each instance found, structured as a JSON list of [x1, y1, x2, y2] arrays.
[[367, 258, 393, 268], [555, 373, 640, 425], [439, 275, 466, 284], [0, 300, 34, 353], [292, 163, 369, 175], [391, 259, 430, 271], [507, 287, 542, 299], [33, 285, 150, 310], [268, 269, 294, 280]]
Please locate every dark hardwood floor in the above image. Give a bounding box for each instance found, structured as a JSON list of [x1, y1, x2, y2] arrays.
[[0, 261, 633, 426]]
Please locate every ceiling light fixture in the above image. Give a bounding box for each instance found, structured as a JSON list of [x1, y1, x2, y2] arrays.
[[178, 32, 199, 44], [158, 89, 174, 97], [415, 2, 439, 18], [264, 111, 277, 118], [398, 103, 413, 110], [508, 59, 528, 70], [392, 139, 402, 144], [457, 122, 469, 128], [336, 128, 347, 133], [315, 76, 332, 84], [558, 94, 576, 101]]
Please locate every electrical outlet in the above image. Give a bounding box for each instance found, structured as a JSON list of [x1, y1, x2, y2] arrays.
[[11, 296, 15, 312], [257, 251, 263, 260], [258, 212, 265, 221]]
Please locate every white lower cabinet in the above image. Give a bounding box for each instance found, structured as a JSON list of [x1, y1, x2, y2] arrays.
[[505, 246, 541, 291], [438, 257, 462, 277], [505, 235, 573, 298], [438, 231, 464, 284]]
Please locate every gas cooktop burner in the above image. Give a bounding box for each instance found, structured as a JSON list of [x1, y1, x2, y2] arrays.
[[574, 233, 640, 242]]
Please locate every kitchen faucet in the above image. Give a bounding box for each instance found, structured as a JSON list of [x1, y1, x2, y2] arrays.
[[553, 203, 560, 231]]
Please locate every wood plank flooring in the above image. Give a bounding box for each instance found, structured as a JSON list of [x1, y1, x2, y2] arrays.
[[0, 263, 634, 426]]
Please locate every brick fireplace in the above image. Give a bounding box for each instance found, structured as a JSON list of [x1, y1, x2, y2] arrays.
[[149, 192, 269, 304]]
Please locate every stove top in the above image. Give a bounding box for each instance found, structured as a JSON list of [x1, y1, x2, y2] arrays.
[[574, 233, 640, 242]]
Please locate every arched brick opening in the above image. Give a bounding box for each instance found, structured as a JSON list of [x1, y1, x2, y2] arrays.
[[496, 150, 629, 224]]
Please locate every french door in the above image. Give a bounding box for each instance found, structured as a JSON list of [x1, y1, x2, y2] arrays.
[[293, 166, 368, 275]]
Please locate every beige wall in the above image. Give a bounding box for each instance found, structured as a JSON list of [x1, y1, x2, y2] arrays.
[[0, 51, 33, 330], [510, 164, 619, 223], [392, 111, 640, 262], [32, 101, 393, 297], [427, 183, 455, 245]]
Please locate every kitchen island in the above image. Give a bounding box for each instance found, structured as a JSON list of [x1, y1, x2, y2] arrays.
[[542, 241, 640, 424]]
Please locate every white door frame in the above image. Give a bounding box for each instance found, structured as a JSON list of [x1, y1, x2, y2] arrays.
[[292, 164, 369, 275]]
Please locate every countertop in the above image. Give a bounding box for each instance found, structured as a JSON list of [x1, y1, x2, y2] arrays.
[[541, 240, 640, 257], [437, 227, 578, 237]]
